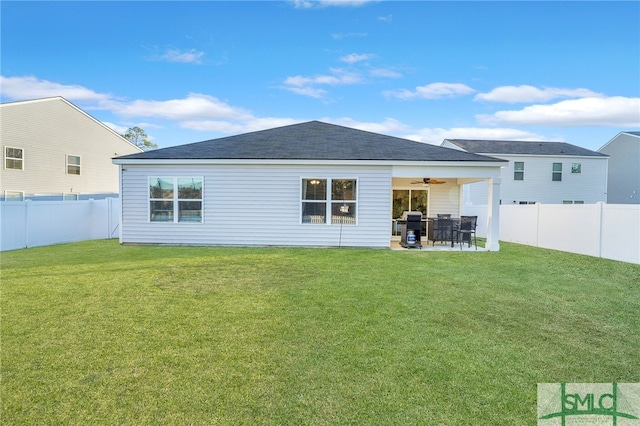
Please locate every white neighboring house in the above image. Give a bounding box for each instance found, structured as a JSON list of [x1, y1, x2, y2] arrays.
[[113, 121, 507, 250], [598, 131, 640, 204], [441, 139, 609, 205], [1, 97, 142, 201]]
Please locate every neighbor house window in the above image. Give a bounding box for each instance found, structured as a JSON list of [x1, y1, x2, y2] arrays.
[[552, 163, 562, 181], [301, 178, 357, 224], [564, 200, 584, 204], [4, 190, 24, 201], [67, 155, 81, 175], [5, 147, 23, 170], [149, 177, 203, 223], [571, 163, 582, 174], [514, 161, 524, 180], [63, 193, 79, 201]]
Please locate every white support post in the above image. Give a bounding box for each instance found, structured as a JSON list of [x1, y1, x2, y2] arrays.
[[485, 177, 501, 251]]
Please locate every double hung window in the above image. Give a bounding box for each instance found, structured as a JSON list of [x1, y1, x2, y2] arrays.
[[514, 161, 524, 181], [302, 178, 357, 224], [552, 163, 562, 181], [5, 147, 23, 170], [67, 155, 81, 175], [149, 177, 203, 223]]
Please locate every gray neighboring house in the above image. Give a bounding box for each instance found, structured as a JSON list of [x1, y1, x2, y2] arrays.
[[441, 139, 609, 205], [113, 121, 507, 250], [598, 131, 640, 204], [1, 97, 142, 201]]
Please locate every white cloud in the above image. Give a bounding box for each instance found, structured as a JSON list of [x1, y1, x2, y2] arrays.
[[325, 117, 410, 135], [378, 14, 392, 22], [370, 68, 402, 79], [477, 96, 640, 127], [331, 32, 368, 40], [282, 68, 362, 98], [475, 85, 602, 103], [340, 53, 375, 64], [294, 0, 376, 8], [384, 82, 476, 100], [157, 48, 205, 64], [182, 117, 300, 134], [402, 127, 549, 145], [0, 75, 112, 102], [112, 93, 253, 121]]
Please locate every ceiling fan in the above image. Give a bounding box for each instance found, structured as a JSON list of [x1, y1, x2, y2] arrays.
[[411, 178, 447, 185]]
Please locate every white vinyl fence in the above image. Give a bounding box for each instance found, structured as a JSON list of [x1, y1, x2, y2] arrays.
[[0, 198, 120, 251], [498, 203, 640, 264]]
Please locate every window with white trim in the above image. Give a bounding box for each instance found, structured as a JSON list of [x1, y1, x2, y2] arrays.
[[67, 155, 81, 175], [5, 147, 23, 170], [552, 163, 562, 181], [4, 190, 24, 201], [301, 178, 357, 224], [149, 177, 203, 223], [571, 163, 582, 174], [514, 161, 524, 181]]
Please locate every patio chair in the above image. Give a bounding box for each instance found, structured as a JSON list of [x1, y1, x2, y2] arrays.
[[432, 217, 454, 246], [457, 216, 477, 250]]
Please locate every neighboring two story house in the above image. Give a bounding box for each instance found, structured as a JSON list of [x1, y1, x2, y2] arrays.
[[598, 131, 640, 205], [440, 139, 609, 205], [1, 97, 142, 201]]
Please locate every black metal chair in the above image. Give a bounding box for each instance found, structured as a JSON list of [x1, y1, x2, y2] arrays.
[[457, 216, 478, 250], [432, 218, 454, 246]]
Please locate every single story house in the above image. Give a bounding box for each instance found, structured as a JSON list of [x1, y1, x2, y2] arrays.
[[113, 121, 507, 250]]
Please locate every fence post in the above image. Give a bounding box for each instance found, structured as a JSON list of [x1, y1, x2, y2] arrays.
[[535, 202, 540, 248], [597, 201, 604, 259], [24, 199, 31, 249]]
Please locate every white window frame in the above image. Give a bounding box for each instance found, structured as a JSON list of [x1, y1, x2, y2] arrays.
[[552, 162, 562, 182], [300, 177, 358, 225], [571, 163, 582, 174], [4, 146, 24, 170], [513, 161, 524, 181], [148, 176, 204, 223], [4, 190, 24, 201], [66, 154, 81, 175]]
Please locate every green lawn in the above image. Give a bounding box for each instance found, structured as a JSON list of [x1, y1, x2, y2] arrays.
[[1, 240, 638, 425]]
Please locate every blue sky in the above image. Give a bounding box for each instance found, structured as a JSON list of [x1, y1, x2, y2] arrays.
[[1, 1, 639, 151]]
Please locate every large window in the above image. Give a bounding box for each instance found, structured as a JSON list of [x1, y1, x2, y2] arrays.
[[302, 178, 357, 224], [67, 155, 81, 175], [552, 163, 562, 181], [514, 161, 524, 181], [149, 177, 203, 223], [5, 147, 23, 170]]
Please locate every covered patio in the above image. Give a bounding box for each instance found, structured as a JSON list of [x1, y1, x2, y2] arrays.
[[389, 163, 504, 251]]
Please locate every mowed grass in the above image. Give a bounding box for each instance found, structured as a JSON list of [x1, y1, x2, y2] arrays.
[[1, 240, 638, 425]]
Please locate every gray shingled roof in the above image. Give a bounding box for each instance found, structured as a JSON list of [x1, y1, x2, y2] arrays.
[[444, 139, 608, 157], [116, 121, 505, 162], [624, 131, 640, 137]]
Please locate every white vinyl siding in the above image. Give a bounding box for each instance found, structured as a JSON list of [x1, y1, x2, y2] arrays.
[[0, 98, 141, 199], [120, 164, 392, 248], [467, 155, 607, 205]]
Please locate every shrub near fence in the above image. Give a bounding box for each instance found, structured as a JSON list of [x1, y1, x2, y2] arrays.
[[499, 202, 640, 264], [0, 198, 120, 251]]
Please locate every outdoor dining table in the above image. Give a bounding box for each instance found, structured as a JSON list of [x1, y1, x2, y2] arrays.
[[426, 217, 461, 247]]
